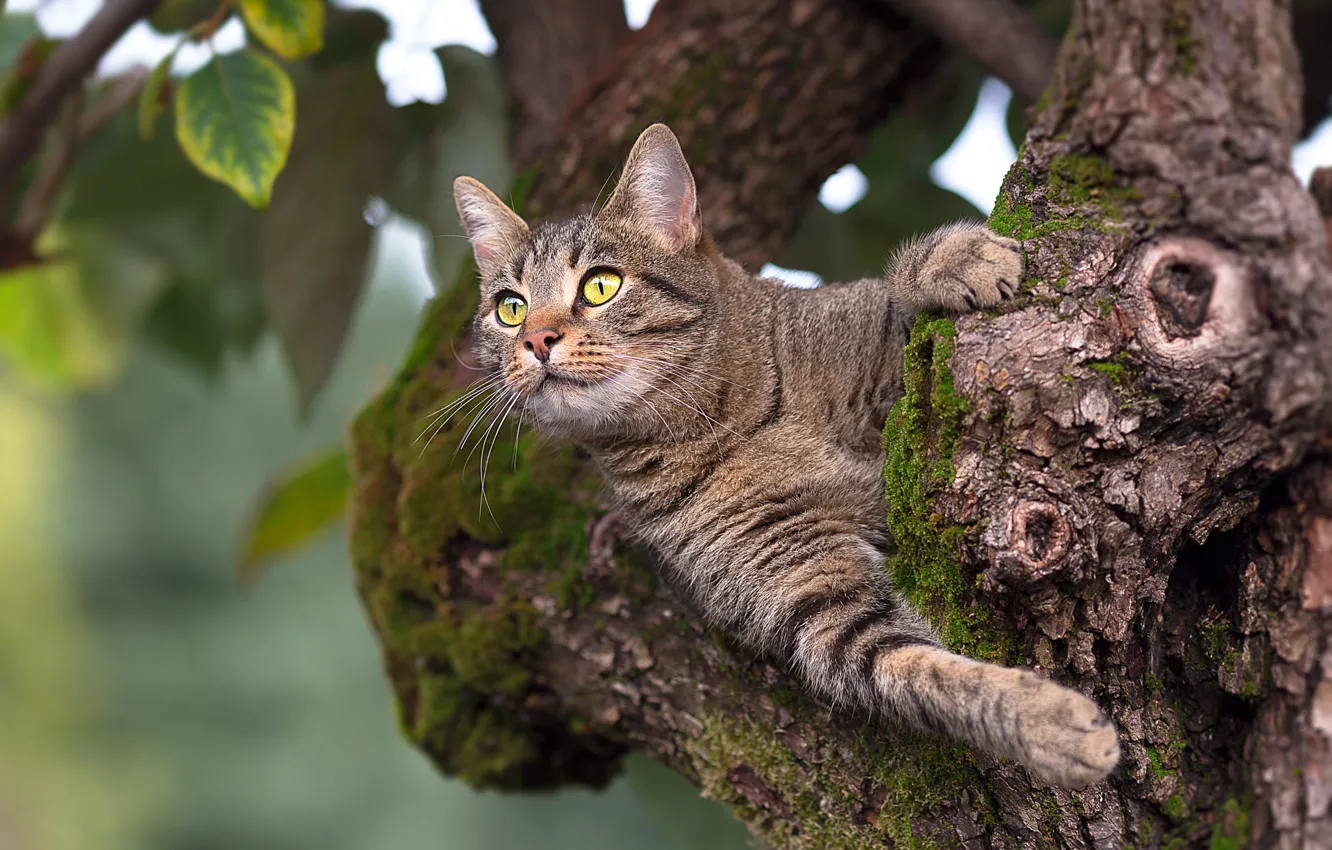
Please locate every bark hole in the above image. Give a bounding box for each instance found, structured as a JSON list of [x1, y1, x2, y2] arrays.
[[1011, 500, 1069, 571], [1149, 259, 1216, 341]]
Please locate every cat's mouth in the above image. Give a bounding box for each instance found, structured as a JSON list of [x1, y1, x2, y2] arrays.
[[533, 368, 606, 391]]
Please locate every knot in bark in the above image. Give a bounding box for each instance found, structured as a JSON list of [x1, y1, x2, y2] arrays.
[[1126, 237, 1257, 365], [984, 499, 1073, 590]]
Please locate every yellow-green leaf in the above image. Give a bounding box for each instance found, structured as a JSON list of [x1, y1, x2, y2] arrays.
[[137, 40, 180, 139], [239, 447, 350, 581], [174, 50, 295, 208], [239, 0, 324, 60]]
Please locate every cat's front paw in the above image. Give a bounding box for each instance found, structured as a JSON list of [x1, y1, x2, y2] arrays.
[[921, 224, 1023, 313], [1015, 675, 1121, 789]]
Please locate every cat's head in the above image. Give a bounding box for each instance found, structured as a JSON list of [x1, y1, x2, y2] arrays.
[[454, 124, 718, 441]]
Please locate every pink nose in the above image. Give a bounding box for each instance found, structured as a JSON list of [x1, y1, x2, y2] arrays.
[[522, 328, 563, 363]]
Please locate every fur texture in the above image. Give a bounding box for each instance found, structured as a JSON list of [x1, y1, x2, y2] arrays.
[[453, 124, 1121, 789]]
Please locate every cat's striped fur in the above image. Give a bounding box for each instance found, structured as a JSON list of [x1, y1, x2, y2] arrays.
[[454, 124, 1120, 789]]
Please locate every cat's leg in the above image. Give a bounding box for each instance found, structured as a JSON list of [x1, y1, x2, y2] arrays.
[[885, 221, 1023, 315], [770, 544, 1120, 788]]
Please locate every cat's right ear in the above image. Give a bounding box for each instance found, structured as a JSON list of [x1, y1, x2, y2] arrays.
[[601, 124, 702, 253], [454, 176, 530, 280]]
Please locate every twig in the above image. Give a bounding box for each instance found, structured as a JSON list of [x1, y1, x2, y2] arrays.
[[14, 87, 83, 237], [0, 0, 162, 204], [77, 66, 150, 139], [875, 0, 1057, 103]]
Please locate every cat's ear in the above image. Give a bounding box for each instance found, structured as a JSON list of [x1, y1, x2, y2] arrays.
[[602, 124, 702, 252], [454, 176, 530, 279]]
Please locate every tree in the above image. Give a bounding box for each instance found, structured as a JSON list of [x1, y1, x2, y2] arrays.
[[3, 0, 1332, 848]]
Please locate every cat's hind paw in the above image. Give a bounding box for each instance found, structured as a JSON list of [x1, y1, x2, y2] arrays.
[[1015, 676, 1121, 789]]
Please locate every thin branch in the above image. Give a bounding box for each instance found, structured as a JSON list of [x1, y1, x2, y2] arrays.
[[0, 0, 161, 202], [14, 86, 83, 237], [875, 0, 1056, 103]]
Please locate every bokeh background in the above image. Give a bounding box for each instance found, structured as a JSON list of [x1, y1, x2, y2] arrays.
[[2, 2, 1330, 849]]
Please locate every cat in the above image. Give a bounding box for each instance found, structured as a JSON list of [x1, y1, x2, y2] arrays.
[[451, 123, 1121, 789]]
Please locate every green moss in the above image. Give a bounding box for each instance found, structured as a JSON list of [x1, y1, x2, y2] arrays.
[[882, 315, 1012, 663], [1164, 792, 1187, 822], [1145, 672, 1163, 692], [692, 714, 986, 850], [1209, 797, 1251, 850], [1167, 0, 1197, 76], [1202, 617, 1231, 664], [1088, 359, 1127, 383]]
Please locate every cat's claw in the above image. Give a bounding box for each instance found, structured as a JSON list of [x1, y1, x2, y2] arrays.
[[923, 227, 1023, 314]]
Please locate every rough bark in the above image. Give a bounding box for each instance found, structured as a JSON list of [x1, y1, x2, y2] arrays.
[[347, 0, 1332, 848]]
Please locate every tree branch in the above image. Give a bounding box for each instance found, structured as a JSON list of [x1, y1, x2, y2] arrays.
[[477, 0, 630, 167], [874, 0, 1056, 103], [349, 0, 1332, 846], [0, 0, 160, 204]]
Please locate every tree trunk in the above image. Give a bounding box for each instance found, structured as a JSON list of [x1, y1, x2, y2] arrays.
[[346, 0, 1332, 847]]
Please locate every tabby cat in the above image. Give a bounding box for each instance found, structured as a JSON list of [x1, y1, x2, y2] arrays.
[[452, 124, 1121, 788]]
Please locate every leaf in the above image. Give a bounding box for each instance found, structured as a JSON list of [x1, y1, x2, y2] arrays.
[[238, 446, 351, 580], [0, 12, 38, 69], [261, 50, 398, 415], [147, 0, 217, 34], [0, 226, 168, 391], [138, 40, 181, 139], [239, 0, 324, 60], [63, 108, 268, 369], [0, 15, 57, 117], [175, 50, 295, 208]]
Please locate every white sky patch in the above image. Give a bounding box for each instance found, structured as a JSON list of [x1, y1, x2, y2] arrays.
[[760, 264, 822, 289], [376, 40, 446, 105], [818, 164, 868, 213], [931, 77, 1018, 216], [1293, 116, 1332, 185], [624, 0, 658, 30]]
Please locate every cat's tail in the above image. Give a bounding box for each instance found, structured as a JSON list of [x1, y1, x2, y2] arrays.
[[782, 586, 1120, 789]]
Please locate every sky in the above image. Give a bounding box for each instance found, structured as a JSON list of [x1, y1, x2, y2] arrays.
[[8, 0, 1332, 293]]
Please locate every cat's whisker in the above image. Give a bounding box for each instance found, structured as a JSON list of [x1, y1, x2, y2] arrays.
[[416, 378, 506, 454], [453, 387, 514, 467], [610, 350, 754, 392], [616, 370, 678, 441], [476, 390, 523, 524], [417, 379, 504, 438]]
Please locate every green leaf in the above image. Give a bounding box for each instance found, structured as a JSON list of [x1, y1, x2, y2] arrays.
[[175, 49, 295, 208], [261, 51, 399, 415], [147, 0, 217, 34], [238, 446, 351, 580], [0, 226, 168, 391], [64, 108, 268, 368], [239, 0, 324, 60], [0, 12, 38, 69], [138, 40, 182, 139]]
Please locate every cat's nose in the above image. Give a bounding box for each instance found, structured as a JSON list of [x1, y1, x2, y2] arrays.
[[521, 328, 563, 363]]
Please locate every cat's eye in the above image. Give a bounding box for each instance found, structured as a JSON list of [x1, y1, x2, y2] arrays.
[[581, 270, 622, 306], [496, 292, 527, 326]]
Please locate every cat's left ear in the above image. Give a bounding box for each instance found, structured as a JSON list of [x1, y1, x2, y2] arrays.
[[601, 124, 702, 252], [454, 176, 530, 280]]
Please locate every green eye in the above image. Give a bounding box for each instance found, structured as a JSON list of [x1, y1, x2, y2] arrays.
[[496, 293, 527, 326], [581, 270, 622, 306]]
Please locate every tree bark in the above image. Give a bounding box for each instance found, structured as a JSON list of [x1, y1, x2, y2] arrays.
[[347, 0, 1332, 848]]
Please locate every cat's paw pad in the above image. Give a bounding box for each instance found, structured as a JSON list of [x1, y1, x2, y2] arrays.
[[1016, 677, 1121, 789], [924, 227, 1023, 313]]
